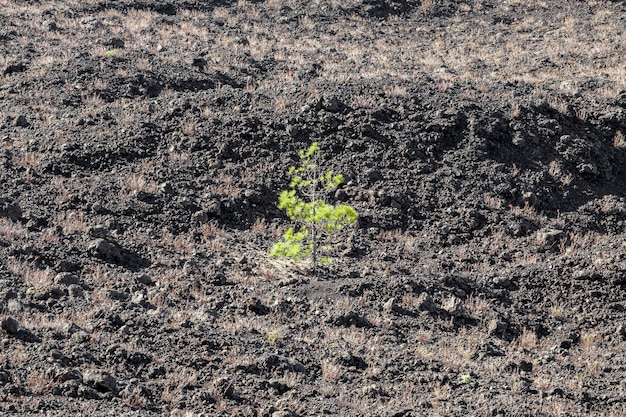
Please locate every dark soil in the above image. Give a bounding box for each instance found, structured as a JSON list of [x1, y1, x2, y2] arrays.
[[1, 0, 625, 416]]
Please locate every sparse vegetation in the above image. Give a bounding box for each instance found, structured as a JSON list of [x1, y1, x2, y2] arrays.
[[0, 0, 625, 416]]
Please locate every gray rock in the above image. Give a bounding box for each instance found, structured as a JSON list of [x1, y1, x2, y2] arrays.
[[213, 376, 234, 399], [54, 272, 80, 286], [12, 115, 29, 127], [414, 292, 436, 313], [87, 225, 108, 238], [42, 19, 58, 31], [367, 169, 384, 182], [383, 297, 397, 314], [159, 182, 174, 194], [89, 239, 122, 263], [578, 162, 598, 176], [205, 198, 222, 216], [0, 197, 22, 221], [536, 228, 563, 245], [1, 317, 19, 334], [77, 384, 100, 399], [68, 284, 84, 298], [442, 296, 464, 316], [192, 209, 209, 225], [487, 318, 511, 340], [322, 95, 343, 112], [0, 370, 10, 385], [82, 370, 117, 393], [135, 274, 154, 286], [57, 379, 80, 397], [107, 289, 129, 301], [2, 62, 27, 76], [286, 124, 300, 137]]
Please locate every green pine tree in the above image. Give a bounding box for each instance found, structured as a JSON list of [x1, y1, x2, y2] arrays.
[[269, 142, 358, 270]]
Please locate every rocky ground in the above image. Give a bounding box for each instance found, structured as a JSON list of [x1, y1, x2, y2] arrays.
[[1, 0, 626, 415]]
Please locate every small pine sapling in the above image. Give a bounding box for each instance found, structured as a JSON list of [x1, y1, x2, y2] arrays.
[[269, 142, 358, 270]]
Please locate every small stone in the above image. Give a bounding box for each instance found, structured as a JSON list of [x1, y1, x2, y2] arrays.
[[322, 95, 343, 112], [286, 124, 300, 137], [87, 225, 108, 238], [213, 376, 234, 399], [414, 292, 435, 313], [1, 317, 19, 334], [205, 199, 222, 216], [135, 274, 154, 286], [487, 318, 510, 339], [54, 272, 79, 286], [91, 201, 105, 213], [536, 228, 563, 245], [42, 19, 58, 31], [519, 360, 533, 372], [159, 182, 174, 194], [131, 291, 145, 305], [12, 115, 29, 127], [0, 370, 11, 385], [82, 370, 117, 393], [383, 298, 397, 314], [89, 239, 122, 263], [107, 289, 129, 301], [578, 163, 598, 176], [49, 349, 65, 361], [0, 197, 22, 221], [192, 210, 209, 225], [68, 285, 84, 298], [367, 169, 384, 182], [442, 296, 464, 316]]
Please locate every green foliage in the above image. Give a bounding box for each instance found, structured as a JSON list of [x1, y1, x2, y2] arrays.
[[266, 330, 281, 345], [269, 142, 358, 268]]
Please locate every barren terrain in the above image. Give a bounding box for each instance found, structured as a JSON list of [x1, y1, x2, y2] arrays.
[[1, 0, 626, 416]]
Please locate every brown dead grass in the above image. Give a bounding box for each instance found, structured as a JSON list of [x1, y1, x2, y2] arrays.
[[1, 0, 623, 120]]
